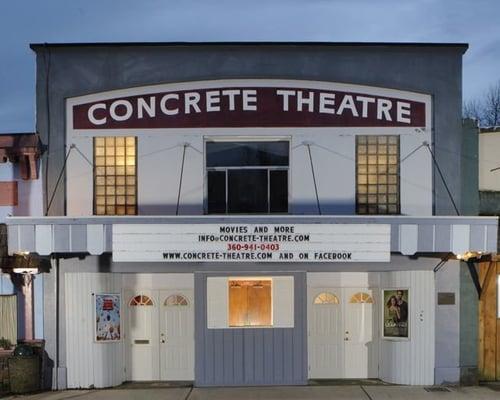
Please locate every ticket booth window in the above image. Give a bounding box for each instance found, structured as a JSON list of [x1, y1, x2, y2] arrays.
[[206, 141, 289, 214], [228, 279, 272, 327]]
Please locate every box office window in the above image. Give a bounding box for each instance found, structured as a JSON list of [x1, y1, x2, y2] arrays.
[[207, 276, 294, 329], [94, 136, 137, 215], [206, 141, 289, 214], [356, 135, 400, 215], [229, 280, 272, 327]]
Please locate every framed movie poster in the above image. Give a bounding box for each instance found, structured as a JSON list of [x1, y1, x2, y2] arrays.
[[95, 294, 121, 342], [382, 289, 409, 339]]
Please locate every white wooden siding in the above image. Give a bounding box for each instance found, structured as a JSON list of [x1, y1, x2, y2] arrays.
[[65, 273, 124, 388], [379, 270, 435, 385]]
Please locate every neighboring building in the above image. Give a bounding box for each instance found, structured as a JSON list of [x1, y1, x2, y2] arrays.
[[477, 126, 500, 381], [479, 126, 500, 215], [0, 133, 44, 344], [6, 42, 498, 390]]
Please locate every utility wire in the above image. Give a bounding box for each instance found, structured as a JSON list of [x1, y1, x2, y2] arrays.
[[175, 144, 188, 215], [304, 143, 322, 215], [45, 145, 73, 216], [424, 143, 460, 216]]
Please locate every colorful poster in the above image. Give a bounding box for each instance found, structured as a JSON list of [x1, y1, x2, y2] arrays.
[[383, 289, 409, 339], [95, 294, 121, 342]]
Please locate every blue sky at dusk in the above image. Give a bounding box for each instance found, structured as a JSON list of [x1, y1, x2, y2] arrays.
[[0, 0, 499, 131]]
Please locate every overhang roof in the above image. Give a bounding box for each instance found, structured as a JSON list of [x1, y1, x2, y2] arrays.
[[6, 215, 497, 258]]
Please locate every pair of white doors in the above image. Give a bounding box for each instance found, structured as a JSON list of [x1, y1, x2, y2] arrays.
[[125, 289, 194, 381], [308, 287, 378, 379]]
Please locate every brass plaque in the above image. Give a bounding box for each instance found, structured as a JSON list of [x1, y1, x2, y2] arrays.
[[134, 339, 150, 344], [437, 292, 455, 305]]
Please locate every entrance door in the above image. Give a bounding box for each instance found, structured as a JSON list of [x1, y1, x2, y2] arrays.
[[125, 290, 159, 381], [308, 288, 378, 379], [308, 290, 343, 378], [125, 289, 194, 381], [159, 290, 194, 381], [344, 288, 377, 378]]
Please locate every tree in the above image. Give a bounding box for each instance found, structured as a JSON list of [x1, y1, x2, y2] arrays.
[[463, 80, 500, 127]]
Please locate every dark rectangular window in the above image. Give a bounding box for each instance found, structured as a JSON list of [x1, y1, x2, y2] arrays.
[[207, 171, 226, 214], [206, 141, 289, 214], [270, 170, 288, 213], [206, 141, 289, 167]]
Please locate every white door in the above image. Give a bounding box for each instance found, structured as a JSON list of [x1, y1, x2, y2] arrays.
[[344, 288, 378, 379], [159, 290, 195, 381], [308, 288, 378, 379], [308, 289, 343, 378], [125, 290, 160, 381]]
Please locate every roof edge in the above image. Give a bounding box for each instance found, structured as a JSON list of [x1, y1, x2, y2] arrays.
[[29, 41, 469, 53]]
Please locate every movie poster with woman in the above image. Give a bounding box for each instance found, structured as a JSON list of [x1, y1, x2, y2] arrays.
[[95, 294, 121, 342], [383, 289, 409, 338]]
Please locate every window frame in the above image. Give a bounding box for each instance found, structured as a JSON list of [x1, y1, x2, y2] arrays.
[[203, 137, 291, 215], [355, 135, 400, 215]]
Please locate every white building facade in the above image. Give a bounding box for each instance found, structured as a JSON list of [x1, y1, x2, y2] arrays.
[[6, 42, 498, 389]]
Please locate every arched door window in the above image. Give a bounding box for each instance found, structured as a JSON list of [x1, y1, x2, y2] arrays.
[[349, 292, 374, 304], [164, 294, 189, 306], [313, 292, 340, 305], [129, 294, 154, 306]]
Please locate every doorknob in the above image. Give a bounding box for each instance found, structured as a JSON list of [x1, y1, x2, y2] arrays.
[[161, 339, 166, 343], [344, 338, 349, 341]]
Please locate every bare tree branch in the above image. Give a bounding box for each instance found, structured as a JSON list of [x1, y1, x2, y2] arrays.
[[463, 79, 500, 127], [483, 81, 500, 127]]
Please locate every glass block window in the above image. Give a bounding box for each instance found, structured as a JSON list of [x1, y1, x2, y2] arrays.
[[356, 135, 400, 215], [94, 136, 137, 215]]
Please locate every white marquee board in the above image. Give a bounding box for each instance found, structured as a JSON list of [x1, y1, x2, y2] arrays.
[[112, 223, 391, 263]]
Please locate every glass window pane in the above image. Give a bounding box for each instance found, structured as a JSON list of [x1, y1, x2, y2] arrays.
[[228, 169, 268, 213], [206, 141, 289, 167], [207, 171, 226, 214], [270, 170, 288, 213]]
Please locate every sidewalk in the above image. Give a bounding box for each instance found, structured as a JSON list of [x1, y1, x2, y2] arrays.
[[2, 385, 500, 400]]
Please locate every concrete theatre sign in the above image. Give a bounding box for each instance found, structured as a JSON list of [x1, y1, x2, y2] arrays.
[[112, 223, 391, 263], [70, 80, 428, 129]]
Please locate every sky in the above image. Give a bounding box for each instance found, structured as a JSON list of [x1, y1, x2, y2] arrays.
[[0, 0, 499, 132]]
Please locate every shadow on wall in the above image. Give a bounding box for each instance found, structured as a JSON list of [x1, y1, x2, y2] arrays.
[[137, 201, 356, 215]]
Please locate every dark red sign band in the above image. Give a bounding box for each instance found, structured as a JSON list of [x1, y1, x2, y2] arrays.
[[72, 87, 426, 129]]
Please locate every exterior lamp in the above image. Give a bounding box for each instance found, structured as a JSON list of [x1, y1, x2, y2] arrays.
[[455, 251, 483, 261]]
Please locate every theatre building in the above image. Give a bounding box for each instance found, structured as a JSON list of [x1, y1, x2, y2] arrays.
[[6, 42, 499, 389]]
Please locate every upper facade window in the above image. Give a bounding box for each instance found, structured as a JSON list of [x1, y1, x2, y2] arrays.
[[94, 136, 137, 215], [356, 135, 400, 215], [206, 141, 289, 214]]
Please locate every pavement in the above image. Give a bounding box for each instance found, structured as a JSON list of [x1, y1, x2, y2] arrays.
[[2, 384, 500, 400]]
